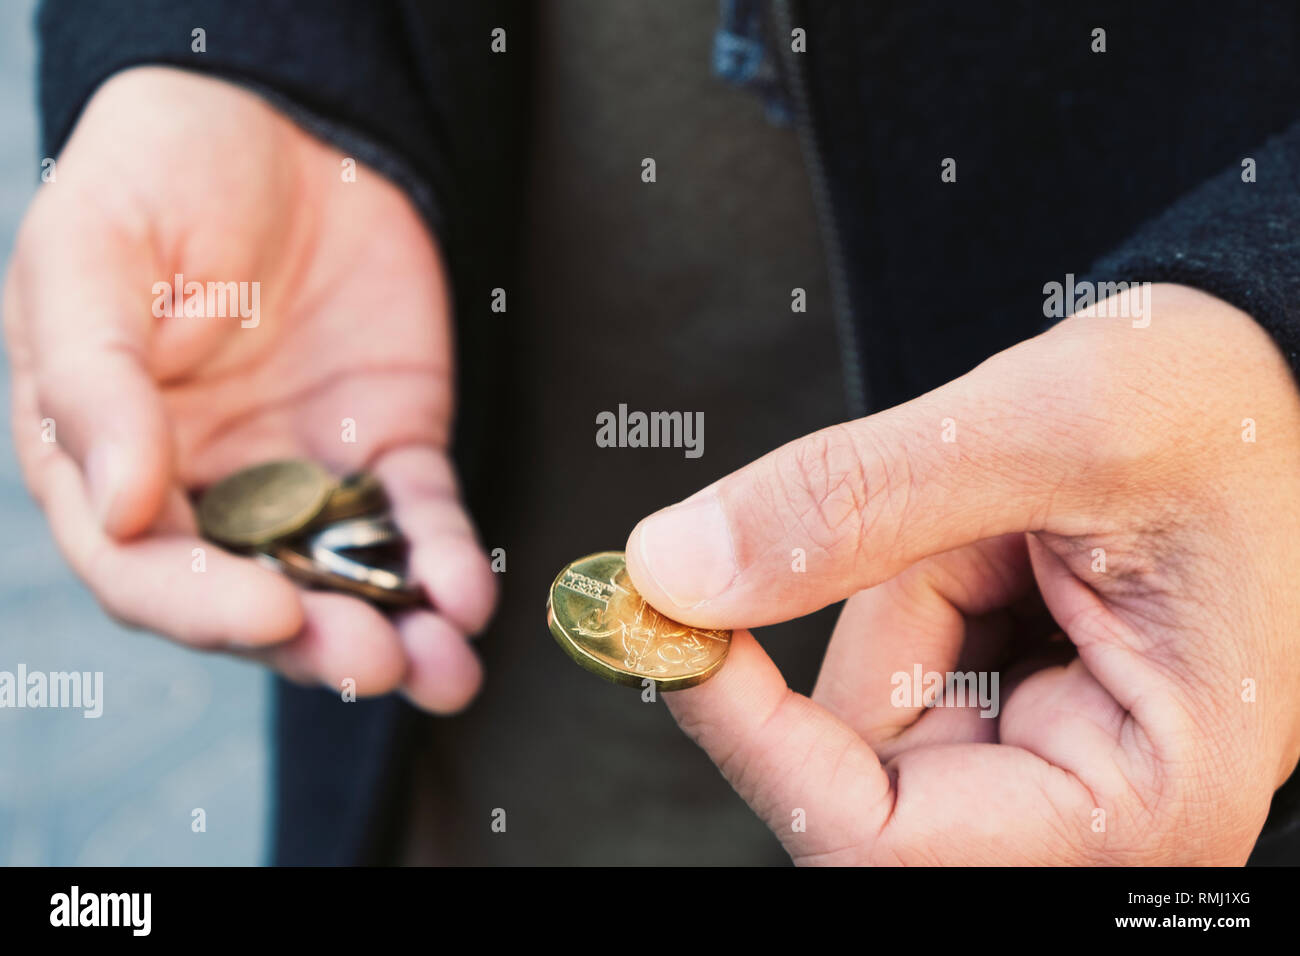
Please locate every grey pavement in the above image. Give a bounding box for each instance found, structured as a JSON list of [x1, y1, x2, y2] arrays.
[[0, 0, 269, 866]]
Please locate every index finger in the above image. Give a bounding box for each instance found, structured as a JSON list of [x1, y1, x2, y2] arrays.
[[664, 630, 893, 864]]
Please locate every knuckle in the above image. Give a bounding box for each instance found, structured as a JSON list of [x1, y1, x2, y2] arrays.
[[772, 424, 879, 558], [1087, 709, 1265, 863]]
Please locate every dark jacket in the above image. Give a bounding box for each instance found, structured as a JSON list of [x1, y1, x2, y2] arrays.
[[37, 0, 1300, 864]]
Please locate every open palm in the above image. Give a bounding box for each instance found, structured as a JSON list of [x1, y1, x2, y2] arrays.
[[4, 68, 493, 711]]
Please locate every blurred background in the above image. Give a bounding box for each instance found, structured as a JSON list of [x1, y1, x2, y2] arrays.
[[0, 0, 268, 865]]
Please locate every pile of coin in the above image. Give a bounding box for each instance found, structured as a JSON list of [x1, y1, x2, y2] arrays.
[[547, 551, 731, 690], [197, 459, 422, 608]]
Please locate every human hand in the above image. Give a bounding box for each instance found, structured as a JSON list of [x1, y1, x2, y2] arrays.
[[4, 67, 494, 712], [626, 283, 1300, 863]]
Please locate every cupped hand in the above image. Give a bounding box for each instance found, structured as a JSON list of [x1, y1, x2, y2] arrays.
[[4, 67, 494, 712], [627, 283, 1300, 863]]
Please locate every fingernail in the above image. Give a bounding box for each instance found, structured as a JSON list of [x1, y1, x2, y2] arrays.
[[635, 491, 737, 608], [85, 442, 122, 527]]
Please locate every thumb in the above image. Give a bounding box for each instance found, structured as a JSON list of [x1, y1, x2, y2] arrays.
[[20, 211, 171, 539], [626, 333, 1087, 628]]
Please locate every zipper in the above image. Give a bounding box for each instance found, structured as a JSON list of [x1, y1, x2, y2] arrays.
[[773, 0, 870, 418]]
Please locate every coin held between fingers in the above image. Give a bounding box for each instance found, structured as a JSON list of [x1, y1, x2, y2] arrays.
[[547, 551, 731, 691]]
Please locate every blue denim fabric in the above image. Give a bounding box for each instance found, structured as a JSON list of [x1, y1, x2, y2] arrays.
[[712, 0, 791, 125]]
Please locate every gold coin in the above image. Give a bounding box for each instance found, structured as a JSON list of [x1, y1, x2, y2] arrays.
[[311, 471, 388, 527], [198, 459, 335, 547], [547, 551, 731, 690]]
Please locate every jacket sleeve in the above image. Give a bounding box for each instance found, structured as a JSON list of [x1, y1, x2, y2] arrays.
[[1086, 119, 1300, 374], [37, 0, 529, 266]]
